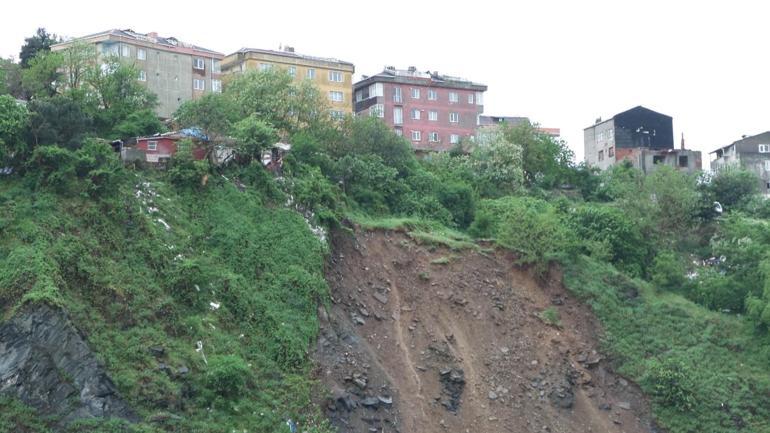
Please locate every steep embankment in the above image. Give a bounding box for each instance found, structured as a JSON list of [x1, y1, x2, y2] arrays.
[[315, 229, 661, 433]]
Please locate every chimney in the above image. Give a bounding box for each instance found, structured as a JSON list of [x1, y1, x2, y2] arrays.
[[385, 65, 395, 71], [148, 32, 158, 39], [681, 132, 685, 150], [595, 117, 602, 124], [284, 46, 295, 53], [408, 66, 417, 73]]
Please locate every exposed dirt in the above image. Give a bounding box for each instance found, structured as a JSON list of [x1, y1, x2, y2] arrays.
[[314, 228, 662, 433]]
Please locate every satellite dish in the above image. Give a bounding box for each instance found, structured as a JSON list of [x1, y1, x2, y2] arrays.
[[713, 201, 723, 214]]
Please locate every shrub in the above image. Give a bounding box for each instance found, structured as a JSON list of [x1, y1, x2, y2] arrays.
[[693, 268, 742, 312], [204, 355, 252, 398], [650, 251, 688, 292], [436, 181, 475, 228], [644, 359, 696, 411]]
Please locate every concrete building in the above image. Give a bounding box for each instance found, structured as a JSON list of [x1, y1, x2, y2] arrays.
[[584, 106, 701, 174], [710, 131, 770, 196], [478, 115, 561, 137], [52, 29, 224, 119], [221, 47, 355, 117], [354, 66, 487, 152]]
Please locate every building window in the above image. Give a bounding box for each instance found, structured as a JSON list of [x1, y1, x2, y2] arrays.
[[411, 130, 421, 141], [597, 132, 604, 143], [370, 104, 384, 118], [193, 79, 205, 90], [764, 160, 770, 171], [608, 146, 614, 157], [428, 110, 438, 121], [369, 83, 383, 97], [212, 79, 222, 93], [138, 70, 146, 81], [429, 132, 439, 142], [759, 144, 770, 153], [259, 63, 271, 72], [608, 128, 614, 140], [193, 58, 205, 70], [449, 112, 459, 123], [307, 68, 315, 79], [411, 109, 421, 120], [331, 110, 345, 120], [329, 91, 344, 102], [475, 92, 483, 105], [287, 66, 296, 77], [393, 107, 403, 125], [394, 128, 403, 137], [212, 59, 221, 73], [137, 48, 146, 60], [393, 87, 402, 103], [653, 155, 664, 164], [147, 141, 158, 151], [450, 134, 460, 144], [329, 71, 343, 82], [411, 88, 420, 99], [428, 89, 438, 100], [355, 90, 364, 102], [598, 150, 604, 161], [449, 92, 458, 103], [121, 45, 130, 57], [678, 155, 689, 167], [467, 93, 474, 104]]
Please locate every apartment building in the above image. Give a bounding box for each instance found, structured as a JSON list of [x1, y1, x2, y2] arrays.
[[584, 105, 701, 174], [478, 115, 561, 138], [51, 29, 224, 118], [710, 131, 770, 196], [354, 66, 487, 152], [221, 47, 355, 117]]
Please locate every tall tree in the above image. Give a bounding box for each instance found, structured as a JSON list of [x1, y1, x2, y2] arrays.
[[0, 95, 30, 165], [19, 28, 58, 68], [21, 51, 63, 99], [0, 59, 23, 98]]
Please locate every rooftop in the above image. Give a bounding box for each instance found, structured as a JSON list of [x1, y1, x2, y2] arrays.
[[355, 66, 487, 91], [52, 29, 224, 57], [230, 47, 354, 67]]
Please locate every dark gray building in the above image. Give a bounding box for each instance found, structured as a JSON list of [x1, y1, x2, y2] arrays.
[[710, 131, 770, 196], [584, 106, 700, 174]]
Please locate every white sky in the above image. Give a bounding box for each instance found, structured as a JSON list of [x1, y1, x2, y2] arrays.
[[2, 0, 769, 165]]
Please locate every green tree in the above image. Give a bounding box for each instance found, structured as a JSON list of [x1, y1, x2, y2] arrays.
[[0, 95, 30, 166], [21, 50, 63, 99], [19, 28, 58, 68], [27, 96, 92, 148], [174, 92, 239, 139], [113, 108, 164, 140], [232, 114, 278, 163], [704, 168, 760, 210], [59, 40, 97, 92], [85, 59, 158, 138], [469, 127, 525, 196], [0, 58, 23, 98], [502, 122, 574, 188]]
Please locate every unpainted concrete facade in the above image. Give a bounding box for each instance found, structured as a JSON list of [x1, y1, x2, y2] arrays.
[[710, 131, 770, 196], [52, 29, 224, 118]]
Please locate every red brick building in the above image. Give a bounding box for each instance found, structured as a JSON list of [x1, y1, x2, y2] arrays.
[[354, 67, 487, 152]]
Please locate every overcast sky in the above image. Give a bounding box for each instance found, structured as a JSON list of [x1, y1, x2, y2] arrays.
[[2, 0, 768, 165]]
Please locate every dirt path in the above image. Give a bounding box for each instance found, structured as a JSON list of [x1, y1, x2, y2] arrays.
[[315, 228, 662, 433]]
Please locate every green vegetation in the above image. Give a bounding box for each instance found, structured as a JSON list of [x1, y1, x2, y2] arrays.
[[2, 28, 770, 433]]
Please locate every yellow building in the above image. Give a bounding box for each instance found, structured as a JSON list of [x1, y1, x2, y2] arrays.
[[221, 47, 354, 117]]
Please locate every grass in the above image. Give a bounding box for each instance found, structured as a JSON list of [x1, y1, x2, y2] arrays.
[[538, 307, 561, 328], [348, 212, 478, 251], [564, 255, 770, 433], [430, 256, 452, 265]]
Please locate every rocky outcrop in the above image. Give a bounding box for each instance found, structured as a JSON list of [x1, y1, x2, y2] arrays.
[[0, 304, 136, 426]]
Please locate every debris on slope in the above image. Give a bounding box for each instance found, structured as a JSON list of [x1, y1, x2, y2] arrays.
[[316, 228, 662, 433]]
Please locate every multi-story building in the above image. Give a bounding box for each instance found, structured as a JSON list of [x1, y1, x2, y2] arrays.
[[710, 131, 770, 196], [354, 66, 487, 152], [221, 47, 355, 117], [584, 105, 701, 174], [52, 29, 224, 119]]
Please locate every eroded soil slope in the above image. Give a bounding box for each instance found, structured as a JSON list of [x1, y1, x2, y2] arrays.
[[315, 229, 661, 433]]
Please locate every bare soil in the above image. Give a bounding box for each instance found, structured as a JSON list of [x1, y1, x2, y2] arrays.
[[314, 228, 662, 433]]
